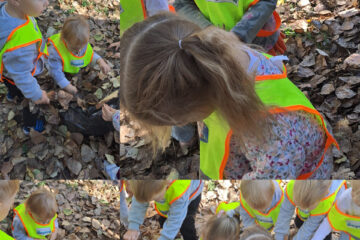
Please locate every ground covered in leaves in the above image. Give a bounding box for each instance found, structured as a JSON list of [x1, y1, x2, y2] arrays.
[[0, 1, 121, 180], [1, 180, 120, 240], [120, 0, 360, 179], [119, 181, 343, 239]]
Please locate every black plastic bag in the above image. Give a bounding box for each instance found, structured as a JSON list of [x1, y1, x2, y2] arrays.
[[60, 98, 119, 136]]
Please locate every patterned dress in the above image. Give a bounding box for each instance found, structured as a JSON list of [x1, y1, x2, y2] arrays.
[[223, 50, 333, 179]]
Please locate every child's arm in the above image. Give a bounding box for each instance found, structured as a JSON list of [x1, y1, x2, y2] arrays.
[[127, 196, 149, 232], [47, 45, 76, 94], [173, 0, 212, 29], [145, 0, 169, 16], [3, 47, 46, 103], [120, 190, 129, 227], [91, 52, 111, 74], [159, 195, 192, 240], [238, 205, 255, 228], [274, 195, 295, 240], [12, 215, 36, 240], [310, 217, 332, 240], [231, 0, 277, 44], [293, 215, 326, 240]]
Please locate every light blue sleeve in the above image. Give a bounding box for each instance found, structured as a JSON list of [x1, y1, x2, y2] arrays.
[[239, 204, 255, 228], [92, 51, 101, 64], [158, 193, 191, 240], [293, 215, 325, 240], [128, 196, 149, 231], [47, 45, 70, 89], [2, 46, 43, 101], [55, 218, 59, 229], [145, 0, 169, 16], [274, 194, 295, 240], [120, 190, 129, 226], [112, 110, 120, 131], [339, 232, 349, 240], [12, 215, 34, 240]]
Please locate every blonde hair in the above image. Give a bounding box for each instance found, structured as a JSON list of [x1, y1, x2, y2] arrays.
[[61, 15, 90, 47], [240, 225, 272, 240], [129, 180, 168, 203], [293, 181, 332, 209], [240, 181, 275, 211], [25, 189, 57, 221], [120, 12, 269, 153], [201, 214, 240, 240], [0, 180, 19, 202]]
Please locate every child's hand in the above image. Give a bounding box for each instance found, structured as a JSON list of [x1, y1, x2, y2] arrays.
[[34, 90, 50, 105], [49, 229, 58, 240], [97, 58, 111, 75], [102, 104, 116, 122], [63, 84, 78, 95], [124, 230, 140, 240], [108, 42, 120, 51]]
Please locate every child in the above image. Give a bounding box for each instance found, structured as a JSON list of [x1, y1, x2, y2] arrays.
[[120, 0, 175, 35], [47, 15, 110, 95], [312, 180, 360, 240], [0, 180, 19, 240], [274, 180, 346, 240], [120, 12, 338, 180], [0, 0, 50, 135], [174, 0, 286, 55], [201, 204, 240, 240], [12, 188, 58, 240], [240, 225, 273, 240], [124, 180, 203, 240], [240, 180, 283, 232]]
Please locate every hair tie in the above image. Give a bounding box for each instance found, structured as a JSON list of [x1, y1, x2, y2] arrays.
[[179, 40, 183, 49]]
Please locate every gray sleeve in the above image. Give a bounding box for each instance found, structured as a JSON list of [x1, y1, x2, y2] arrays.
[[127, 196, 149, 231], [173, 0, 212, 28], [274, 194, 295, 240], [47, 45, 70, 89], [231, 0, 277, 43], [239, 205, 255, 228], [293, 215, 326, 240], [2, 47, 43, 101], [112, 110, 120, 131], [145, 0, 169, 16], [55, 218, 59, 229], [12, 215, 34, 240], [339, 232, 349, 240]]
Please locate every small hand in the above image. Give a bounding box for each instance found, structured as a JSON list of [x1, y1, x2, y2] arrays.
[[108, 42, 120, 51], [268, 32, 287, 56], [97, 58, 111, 74], [63, 84, 78, 95], [124, 230, 140, 240], [34, 90, 50, 105], [102, 104, 116, 122]]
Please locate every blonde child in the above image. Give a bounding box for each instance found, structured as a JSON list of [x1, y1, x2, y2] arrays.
[[12, 188, 58, 240], [124, 180, 203, 240], [201, 205, 241, 240], [240, 180, 284, 232], [274, 180, 346, 240], [120, 12, 338, 180], [312, 181, 360, 240], [47, 15, 110, 95], [0, 180, 19, 240], [240, 225, 273, 240], [0, 0, 50, 135]]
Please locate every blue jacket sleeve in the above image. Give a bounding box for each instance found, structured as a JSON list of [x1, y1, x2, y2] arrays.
[[2, 46, 43, 101], [127, 197, 148, 231], [47, 45, 70, 89], [12, 215, 34, 240], [231, 0, 277, 44]]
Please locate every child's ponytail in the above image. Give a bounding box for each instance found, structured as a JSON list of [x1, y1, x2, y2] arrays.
[[120, 12, 269, 151]]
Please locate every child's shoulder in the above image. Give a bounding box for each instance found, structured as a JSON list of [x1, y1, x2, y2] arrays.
[[0, 3, 28, 48]]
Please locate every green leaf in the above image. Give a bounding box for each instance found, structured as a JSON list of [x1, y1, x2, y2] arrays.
[[63, 209, 73, 216]]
